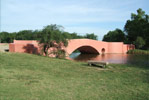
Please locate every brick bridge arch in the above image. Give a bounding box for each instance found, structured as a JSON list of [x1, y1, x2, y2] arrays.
[[65, 39, 134, 55], [66, 39, 108, 55]]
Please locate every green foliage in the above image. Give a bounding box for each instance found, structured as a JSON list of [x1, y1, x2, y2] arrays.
[[70, 33, 81, 39], [127, 49, 149, 55], [55, 49, 66, 59], [124, 8, 149, 49], [16, 30, 33, 40], [0, 25, 98, 43], [38, 24, 68, 56], [103, 8, 149, 50], [84, 33, 98, 40], [134, 36, 145, 49], [0, 32, 15, 43], [102, 29, 126, 42]]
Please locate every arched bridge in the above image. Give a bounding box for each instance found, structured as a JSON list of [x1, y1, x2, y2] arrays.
[[9, 39, 135, 55], [66, 39, 134, 55]]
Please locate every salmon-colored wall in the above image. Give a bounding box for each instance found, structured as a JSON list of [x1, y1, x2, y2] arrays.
[[123, 45, 128, 53], [9, 40, 40, 54], [9, 43, 15, 52], [13, 40, 37, 44], [107, 42, 123, 53], [9, 39, 135, 55]]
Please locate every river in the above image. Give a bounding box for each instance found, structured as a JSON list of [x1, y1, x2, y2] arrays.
[[69, 53, 149, 67]]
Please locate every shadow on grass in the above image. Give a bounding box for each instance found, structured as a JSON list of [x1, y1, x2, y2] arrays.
[[126, 54, 149, 70], [142, 71, 149, 84], [126, 63, 149, 70]]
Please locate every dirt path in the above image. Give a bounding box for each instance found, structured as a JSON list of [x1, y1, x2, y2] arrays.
[[0, 43, 9, 52]]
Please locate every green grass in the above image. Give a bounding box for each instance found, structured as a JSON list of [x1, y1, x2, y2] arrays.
[[0, 52, 149, 100], [127, 49, 149, 55], [0, 44, 9, 52]]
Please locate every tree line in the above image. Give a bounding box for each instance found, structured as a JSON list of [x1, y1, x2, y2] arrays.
[[0, 26, 98, 43], [103, 8, 149, 50]]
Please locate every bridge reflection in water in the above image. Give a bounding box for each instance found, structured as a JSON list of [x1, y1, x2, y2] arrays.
[[69, 53, 149, 66], [70, 53, 128, 64]]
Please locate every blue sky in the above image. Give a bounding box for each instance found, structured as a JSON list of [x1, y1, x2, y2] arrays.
[[1, 0, 149, 40]]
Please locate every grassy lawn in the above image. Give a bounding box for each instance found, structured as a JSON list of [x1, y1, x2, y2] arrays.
[[0, 52, 149, 100]]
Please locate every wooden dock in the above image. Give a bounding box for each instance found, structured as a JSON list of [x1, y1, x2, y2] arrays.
[[88, 60, 109, 68]]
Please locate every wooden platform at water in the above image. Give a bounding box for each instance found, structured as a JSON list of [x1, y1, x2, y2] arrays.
[[88, 60, 109, 68]]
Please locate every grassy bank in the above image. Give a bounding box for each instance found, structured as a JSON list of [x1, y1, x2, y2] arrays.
[[0, 52, 149, 100], [0, 43, 9, 52], [127, 49, 149, 55]]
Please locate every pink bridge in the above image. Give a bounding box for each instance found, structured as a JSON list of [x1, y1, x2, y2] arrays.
[[9, 39, 135, 55]]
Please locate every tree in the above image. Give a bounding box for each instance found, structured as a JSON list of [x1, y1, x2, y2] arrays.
[[16, 30, 33, 40], [124, 8, 149, 49], [0, 32, 12, 43], [84, 33, 98, 40], [102, 29, 126, 42], [70, 33, 83, 39], [62, 32, 72, 39], [38, 24, 68, 57], [134, 36, 145, 49]]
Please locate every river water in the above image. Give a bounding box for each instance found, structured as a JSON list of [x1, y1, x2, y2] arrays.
[[69, 53, 149, 67]]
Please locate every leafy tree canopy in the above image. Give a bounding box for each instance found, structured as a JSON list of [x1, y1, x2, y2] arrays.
[[124, 8, 149, 49], [38, 24, 68, 56], [134, 36, 146, 49], [84, 33, 98, 40], [102, 29, 126, 42], [103, 8, 149, 49]]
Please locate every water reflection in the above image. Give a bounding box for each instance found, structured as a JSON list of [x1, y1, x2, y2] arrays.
[[69, 53, 149, 67]]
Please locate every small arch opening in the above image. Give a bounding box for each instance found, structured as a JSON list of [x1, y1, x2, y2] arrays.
[[101, 48, 105, 54]]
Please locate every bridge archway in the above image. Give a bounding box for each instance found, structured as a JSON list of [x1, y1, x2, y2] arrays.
[[72, 46, 100, 54], [66, 39, 103, 55]]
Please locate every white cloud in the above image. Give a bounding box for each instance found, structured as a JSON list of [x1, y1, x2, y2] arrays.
[[1, 0, 149, 39]]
